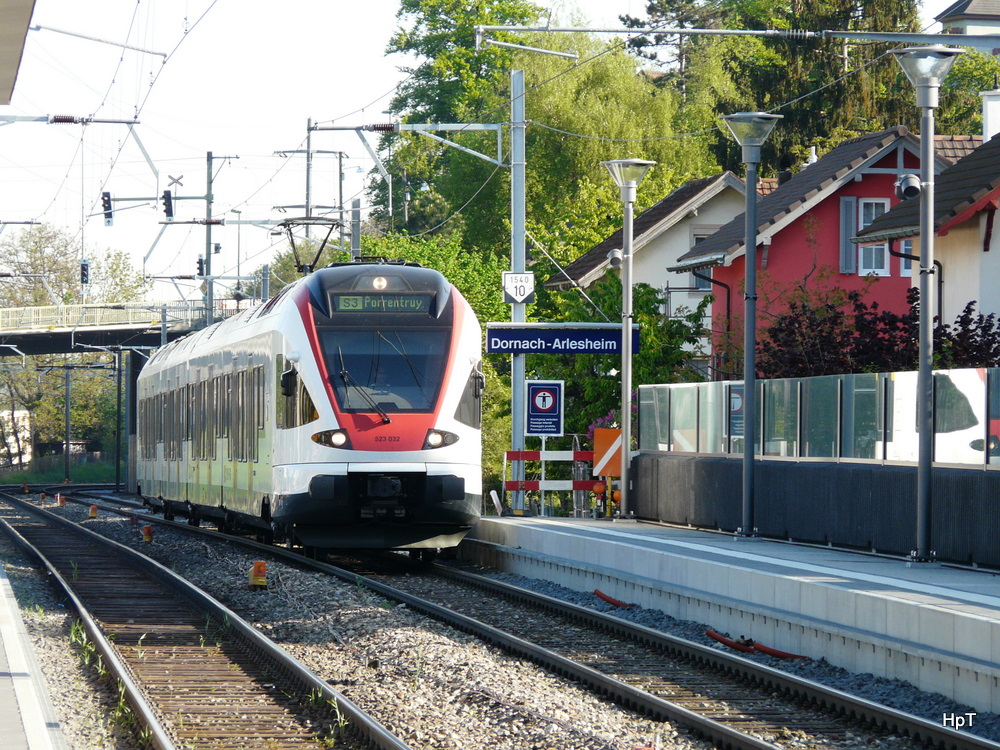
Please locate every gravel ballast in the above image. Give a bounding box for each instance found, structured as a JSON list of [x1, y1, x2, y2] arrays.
[[3, 501, 712, 750], [3, 496, 998, 749]]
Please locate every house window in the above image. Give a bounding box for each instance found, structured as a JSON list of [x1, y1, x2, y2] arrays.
[[899, 240, 913, 277], [859, 244, 889, 276], [857, 199, 890, 276], [692, 268, 712, 291], [690, 233, 713, 291]]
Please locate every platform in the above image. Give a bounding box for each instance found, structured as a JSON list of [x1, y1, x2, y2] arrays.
[[460, 516, 1000, 713], [0, 568, 66, 750]]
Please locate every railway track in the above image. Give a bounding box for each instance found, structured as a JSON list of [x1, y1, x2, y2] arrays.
[[0, 492, 409, 750], [332, 554, 1000, 750], [41, 488, 1000, 750]]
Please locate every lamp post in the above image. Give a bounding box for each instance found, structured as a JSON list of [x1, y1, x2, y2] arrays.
[[891, 45, 963, 562], [721, 112, 781, 537], [602, 158, 655, 517]]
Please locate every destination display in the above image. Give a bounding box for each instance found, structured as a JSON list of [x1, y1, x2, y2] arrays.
[[333, 293, 432, 313]]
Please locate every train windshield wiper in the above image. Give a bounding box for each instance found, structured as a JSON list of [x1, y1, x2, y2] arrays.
[[338, 348, 391, 424], [377, 330, 430, 404]]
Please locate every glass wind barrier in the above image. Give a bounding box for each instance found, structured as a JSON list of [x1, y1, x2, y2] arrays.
[[638, 367, 1000, 467]]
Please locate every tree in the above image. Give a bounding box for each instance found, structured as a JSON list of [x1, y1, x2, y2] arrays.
[[515, 32, 717, 267], [379, 1, 718, 263], [0, 225, 147, 464], [625, 0, 923, 173], [373, 0, 544, 241], [937, 49, 1000, 136]]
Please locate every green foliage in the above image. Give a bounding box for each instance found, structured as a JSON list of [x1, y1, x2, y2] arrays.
[[373, 0, 544, 240], [517, 32, 716, 266], [938, 49, 1000, 135], [388, 0, 543, 122], [528, 272, 709, 439], [0, 225, 142, 464], [628, 0, 922, 173]]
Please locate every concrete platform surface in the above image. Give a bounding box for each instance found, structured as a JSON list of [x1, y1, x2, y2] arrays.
[[461, 517, 1000, 713], [0, 567, 66, 750]]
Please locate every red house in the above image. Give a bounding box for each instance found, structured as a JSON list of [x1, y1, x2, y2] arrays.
[[670, 126, 980, 374]]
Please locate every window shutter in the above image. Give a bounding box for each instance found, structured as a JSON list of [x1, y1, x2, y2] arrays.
[[840, 196, 857, 273]]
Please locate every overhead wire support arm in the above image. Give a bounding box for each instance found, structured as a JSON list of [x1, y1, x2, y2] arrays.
[[311, 121, 506, 179], [30, 24, 168, 58], [404, 128, 506, 167], [484, 39, 579, 60]]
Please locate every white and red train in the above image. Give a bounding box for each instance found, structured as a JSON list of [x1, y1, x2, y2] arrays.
[[135, 260, 483, 551]]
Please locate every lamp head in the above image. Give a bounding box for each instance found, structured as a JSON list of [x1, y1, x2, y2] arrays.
[[892, 45, 964, 88], [607, 248, 623, 270], [722, 112, 782, 148], [601, 159, 655, 189]]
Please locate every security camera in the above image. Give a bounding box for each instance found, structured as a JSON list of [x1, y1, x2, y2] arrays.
[[895, 174, 921, 200], [607, 248, 623, 270]]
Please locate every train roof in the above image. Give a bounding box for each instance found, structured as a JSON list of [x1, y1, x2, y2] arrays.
[[142, 260, 454, 371]]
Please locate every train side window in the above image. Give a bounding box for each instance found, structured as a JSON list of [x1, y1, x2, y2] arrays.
[[256, 365, 265, 430], [275, 357, 318, 429], [298, 378, 318, 426], [454, 362, 484, 429], [205, 375, 215, 458], [213, 376, 223, 439], [223, 373, 231, 438], [183, 383, 191, 444]]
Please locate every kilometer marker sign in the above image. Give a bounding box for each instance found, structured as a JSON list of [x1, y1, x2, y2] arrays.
[[503, 271, 535, 304]]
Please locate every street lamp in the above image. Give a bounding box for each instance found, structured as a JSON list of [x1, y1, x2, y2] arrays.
[[721, 112, 781, 537], [891, 45, 963, 562], [602, 158, 655, 517]]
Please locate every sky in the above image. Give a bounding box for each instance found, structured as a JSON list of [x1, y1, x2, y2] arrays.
[[0, 0, 960, 303]]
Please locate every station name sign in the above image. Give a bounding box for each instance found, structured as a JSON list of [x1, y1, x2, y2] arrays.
[[486, 323, 640, 354]]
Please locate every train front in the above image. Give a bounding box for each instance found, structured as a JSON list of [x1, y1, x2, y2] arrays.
[[272, 262, 483, 550]]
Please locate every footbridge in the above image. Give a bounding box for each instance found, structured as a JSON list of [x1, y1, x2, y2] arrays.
[[0, 301, 240, 356]]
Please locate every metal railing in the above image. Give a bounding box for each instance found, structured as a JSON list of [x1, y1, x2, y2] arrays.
[[0, 300, 249, 333]]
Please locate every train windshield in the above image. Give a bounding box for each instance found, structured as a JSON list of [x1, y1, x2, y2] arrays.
[[320, 329, 450, 413]]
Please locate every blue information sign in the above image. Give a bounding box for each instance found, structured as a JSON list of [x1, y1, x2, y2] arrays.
[[487, 323, 640, 354], [526, 380, 564, 437]]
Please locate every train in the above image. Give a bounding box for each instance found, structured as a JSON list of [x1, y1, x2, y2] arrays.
[[135, 259, 483, 552]]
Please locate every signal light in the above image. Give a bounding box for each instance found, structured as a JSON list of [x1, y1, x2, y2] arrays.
[[196, 256, 205, 276], [80, 260, 90, 285], [162, 189, 174, 220], [101, 192, 113, 226]]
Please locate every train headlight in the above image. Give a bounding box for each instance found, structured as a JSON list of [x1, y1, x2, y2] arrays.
[[312, 429, 351, 449], [424, 429, 459, 449]]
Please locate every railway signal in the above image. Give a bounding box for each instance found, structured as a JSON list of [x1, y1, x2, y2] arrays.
[[162, 189, 174, 220], [80, 260, 90, 285], [101, 192, 113, 226]]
